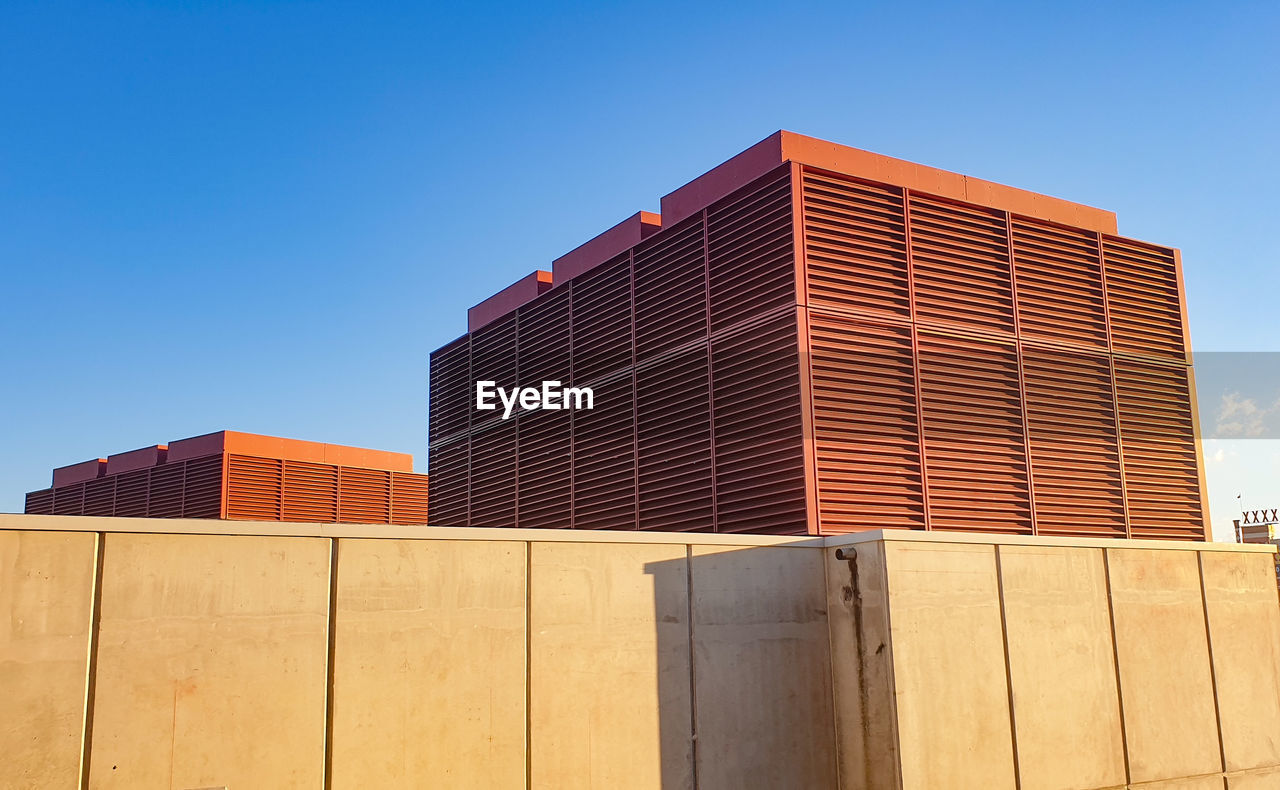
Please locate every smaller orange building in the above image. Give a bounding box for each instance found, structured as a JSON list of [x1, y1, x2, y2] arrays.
[[24, 430, 428, 525]]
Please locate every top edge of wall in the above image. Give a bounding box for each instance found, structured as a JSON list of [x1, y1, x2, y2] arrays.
[[0, 514, 1268, 553]]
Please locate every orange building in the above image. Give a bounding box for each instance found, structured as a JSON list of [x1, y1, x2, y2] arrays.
[[429, 131, 1207, 539], [24, 430, 429, 525]]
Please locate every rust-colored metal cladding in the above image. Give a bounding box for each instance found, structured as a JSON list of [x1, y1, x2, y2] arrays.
[[428, 131, 1208, 540], [25, 431, 428, 526]]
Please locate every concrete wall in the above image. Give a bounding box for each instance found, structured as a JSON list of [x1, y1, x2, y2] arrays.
[[1, 515, 1276, 790], [0, 515, 835, 790], [827, 531, 1280, 790]]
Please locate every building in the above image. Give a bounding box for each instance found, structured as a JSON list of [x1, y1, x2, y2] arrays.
[[23, 430, 429, 525], [428, 131, 1207, 539]]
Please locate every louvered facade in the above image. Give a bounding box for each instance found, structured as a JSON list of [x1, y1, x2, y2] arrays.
[[25, 431, 429, 526], [428, 131, 1209, 540]]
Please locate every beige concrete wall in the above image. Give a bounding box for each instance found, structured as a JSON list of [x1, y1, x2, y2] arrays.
[[0, 530, 97, 789], [3, 515, 1279, 790], [87, 532, 331, 789], [1201, 551, 1280, 776], [529, 541, 692, 790], [689, 545, 837, 789], [827, 531, 1280, 790], [997, 545, 1126, 790], [883, 542, 1017, 790], [330, 538, 527, 789]]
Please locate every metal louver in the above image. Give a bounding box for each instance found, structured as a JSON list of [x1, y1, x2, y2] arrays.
[[707, 167, 794, 331], [24, 489, 53, 515], [636, 348, 713, 531], [83, 477, 115, 517], [711, 312, 807, 534], [338, 467, 390, 525], [802, 169, 910, 320], [226, 455, 282, 521], [570, 253, 632, 386], [909, 195, 1015, 337], [390, 472, 429, 525], [181, 455, 224, 519], [283, 461, 338, 523], [571, 371, 636, 530], [1103, 238, 1186, 361], [1115, 359, 1204, 539], [468, 420, 517, 527], [917, 332, 1032, 534], [147, 463, 184, 518], [429, 336, 471, 443], [808, 314, 925, 532], [1012, 218, 1108, 349], [1022, 348, 1125, 537], [634, 214, 706, 362], [427, 437, 469, 525]]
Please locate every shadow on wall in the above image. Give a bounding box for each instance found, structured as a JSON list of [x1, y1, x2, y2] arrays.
[[639, 545, 837, 790]]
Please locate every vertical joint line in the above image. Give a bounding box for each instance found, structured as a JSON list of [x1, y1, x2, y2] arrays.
[[1006, 212, 1038, 535], [630, 249, 640, 530], [993, 546, 1023, 789], [1097, 234, 1133, 539], [524, 542, 533, 789], [702, 209, 718, 533], [78, 532, 106, 790], [567, 281, 575, 530], [685, 545, 700, 789], [513, 311, 521, 527], [1101, 549, 1133, 785], [1196, 552, 1228, 773], [793, 165, 822, 536], [322, 537, 340, 790], [902, 190, 932, 530], [465, 335, 474, 525]]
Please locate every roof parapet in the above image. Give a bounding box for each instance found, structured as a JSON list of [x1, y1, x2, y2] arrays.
[[467, 271, 553, 332], [551, 211, 661, 286]]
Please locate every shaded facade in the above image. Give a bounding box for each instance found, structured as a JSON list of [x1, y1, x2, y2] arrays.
[[429, 131, 1207, 539], [24, 430, 429, 525]]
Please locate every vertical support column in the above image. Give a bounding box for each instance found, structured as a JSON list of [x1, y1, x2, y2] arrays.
[[1005, 212, 1038, 534], [322, 537, 339, 789], [791, 163, 823, 536], [629, 249, 640, 530], [77, 532, 105, 790], [567, 279, 575, 530], [1097, 234, 1133, 539], [702, 208, 718, 533], [902, 189, 932, 530]]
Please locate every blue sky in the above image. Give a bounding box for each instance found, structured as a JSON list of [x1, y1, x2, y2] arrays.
[[1, 2, 1277, 537]]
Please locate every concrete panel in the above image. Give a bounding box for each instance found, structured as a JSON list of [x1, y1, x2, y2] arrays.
[[1201, 551, 1280, 773], [86, 533, 329, 789], [690, 545, 837, 790], [529, 541, 693, 790], [826, 543, 900, 790], [884, 542, 1016, 790], [0, 530, 97, 789], [1228, 766, 1280, 789], [330, 538, 526, 789], [1137, 777, 1226, 790], [1108, 548, 1222, 784], [998, 545, 1126, 790]]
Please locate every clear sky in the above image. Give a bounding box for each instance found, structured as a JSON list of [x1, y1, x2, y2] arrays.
[[2, 2, 1277, 539]]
